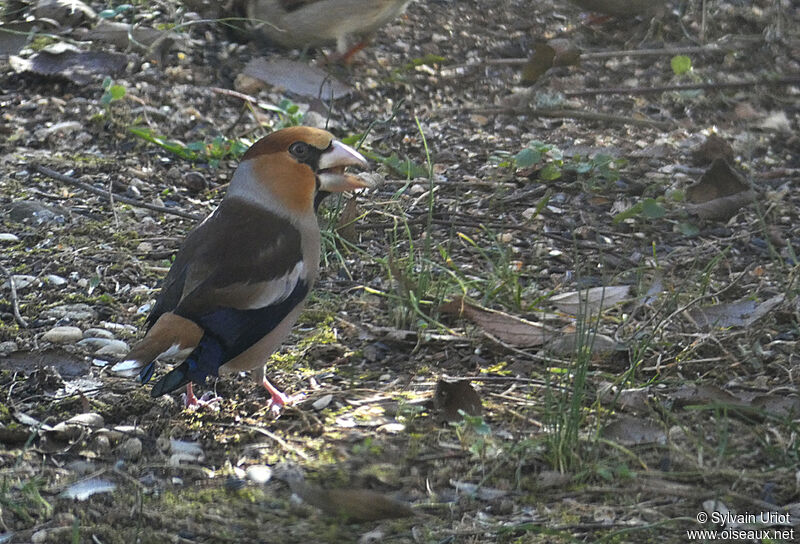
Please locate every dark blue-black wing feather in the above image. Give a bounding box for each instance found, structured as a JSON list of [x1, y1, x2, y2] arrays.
[[149, 280, 309, 397]]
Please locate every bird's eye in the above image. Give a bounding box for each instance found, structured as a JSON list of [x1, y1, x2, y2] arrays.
[[289, 141, 310, 159]]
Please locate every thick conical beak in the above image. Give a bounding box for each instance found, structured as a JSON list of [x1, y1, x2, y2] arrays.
[[317, 140, 370, 192]]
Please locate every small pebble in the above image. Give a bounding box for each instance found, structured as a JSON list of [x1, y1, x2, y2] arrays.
[[359, 529, 385, 544], [312, 394, 333, 411], [93, 434, 111, 454], [181, 171, 207, 192], [246, 465, 273, 485], [83, 328, 114, 339], [3, 274, 38, 289], [42, 326, 83, 344], [0, 341, 18, 355], [119, 437, 143, 461], [66, 460, 96, 475], [170, 439, 204, 460], [44, 274, 68, 286], [0, 233, 20, 243], [42, 303, 97, 322], [94, 340, 130, 357], [302, 110, 329, 129], [66, 413, 104, 428]]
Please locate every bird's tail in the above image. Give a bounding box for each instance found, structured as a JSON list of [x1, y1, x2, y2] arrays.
[[149, 360, 192, 397], [150, 335, 224, 397], [111, 312, 203, 384]]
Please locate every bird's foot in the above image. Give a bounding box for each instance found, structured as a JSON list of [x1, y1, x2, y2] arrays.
[[182, 384, 221, 411], [266, 390, 306, 417]]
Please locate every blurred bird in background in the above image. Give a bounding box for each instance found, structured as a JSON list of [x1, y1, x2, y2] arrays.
[[246, 0, 413, 61]]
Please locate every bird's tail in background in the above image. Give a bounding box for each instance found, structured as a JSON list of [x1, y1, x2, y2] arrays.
[[110, 312, 203, 383]]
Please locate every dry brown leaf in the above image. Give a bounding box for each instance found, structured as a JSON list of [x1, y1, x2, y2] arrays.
[[243, 57, 353, 99], [749, 394, 800, 418], [685, 190, 757, 220], [440, 297, 550, 347], [9, 43, 127, 84], [601, 415, 666, 446], [433, 378, 482, 422], [691, 134, 734, 166], [276, 464, 414, 521], [686, 159, 750, 203], [336, 197, 360, 243], [521, 42, 555, 85], [87, 20, 167, 49], [685, 159, 757, 220], [733, 102, 761, 121], [685, 295, 783, 329], [547, 331, 618, 355], [549, 38, 581, 66], [669, 384, 747, 409], [35, 0, 96, 26], [597, 384, 651, 412], [550, 285, 631, 315]]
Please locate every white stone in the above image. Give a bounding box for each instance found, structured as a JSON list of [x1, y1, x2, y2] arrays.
[[44, 274, 68, 286], [246, 465, 273, 485], [83, 328, 115, 339], [42, 326, 83, 344], [3, 274, 38, 289]]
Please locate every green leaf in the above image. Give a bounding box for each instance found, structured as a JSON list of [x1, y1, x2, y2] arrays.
[[671, 55, 692, 75], [532, 190, 551, 217], [612, 202, 644, 223], [641, 198, 665, 219], [379, 152, 428, 179], [667, 189, 685, 202], [514, 147, 542, 168], [98, 4, 133, 19], [678, 222, 700, 237], [596, 466, 613, 481], [539, 163, 562, 181], [128, 126, 196, 160], [109, 85, 126, 101], [340, 134, 362, 146]]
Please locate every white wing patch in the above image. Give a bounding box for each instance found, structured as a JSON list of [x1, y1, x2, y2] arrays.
[[242, 260, 306, 309], [111, 343, 188, 376], [111, 359, 145, 376]]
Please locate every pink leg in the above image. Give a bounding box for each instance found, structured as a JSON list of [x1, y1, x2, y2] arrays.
[[182, 382, 221, 410], [340, 40, 368, 64], [262, 376, 304, 415], [184, 382, 199, 407]]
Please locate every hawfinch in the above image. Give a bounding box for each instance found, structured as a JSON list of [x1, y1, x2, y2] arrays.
[[247, 0, 413, 59], [112, 127, 369, 409]]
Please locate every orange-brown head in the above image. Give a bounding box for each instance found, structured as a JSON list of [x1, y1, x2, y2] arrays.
[[236, 127, 369, 215]]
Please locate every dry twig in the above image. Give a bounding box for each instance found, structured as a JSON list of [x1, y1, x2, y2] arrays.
[[31, 164, 202, 221], [1, 265, 28, 328]]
